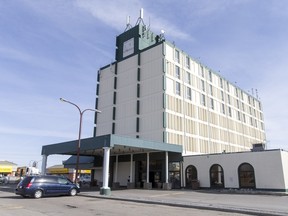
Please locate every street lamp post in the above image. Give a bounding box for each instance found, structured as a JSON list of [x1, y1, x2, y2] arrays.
[[60, 98, 101, 183]]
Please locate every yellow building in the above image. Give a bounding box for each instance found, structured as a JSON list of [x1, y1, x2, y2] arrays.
[[0, 160, 17, 176]]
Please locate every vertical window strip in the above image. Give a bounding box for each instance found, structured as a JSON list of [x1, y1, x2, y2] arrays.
[[113, 92, 117, 105], [115, 62, 118, 75], [175, 65, 180, 79], [176, 82, 181, 95], [138, 53, 141, 66], [112, 107, 116, 120], [137, 68, 141, 81], [112, 123, 115, 134], [137, 84, 140, 98], [96, 84, 100, 96], [137, 100, 140, 115], [136, 117, 140, 132], [175, 49, 180, 63], [114, 77, 117, 89]]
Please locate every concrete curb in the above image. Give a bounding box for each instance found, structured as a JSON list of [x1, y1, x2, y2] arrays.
[[79, 192, 287, 216]]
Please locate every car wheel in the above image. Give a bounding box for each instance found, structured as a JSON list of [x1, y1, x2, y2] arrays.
[[70, 188, 77, 196], [34, 190, 43, 199]]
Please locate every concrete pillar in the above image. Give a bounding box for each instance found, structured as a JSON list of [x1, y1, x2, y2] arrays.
[[100, 147, 111, 195], [146, 152, 150, 183], [127, 154, 135, 189], [112, 155, 120, 189], [144, 152, 152, 189], [165, 151, 169, 183], [115, 155, 118, 182], [130, 154, 133, 183], [41, 155, 47, 175], [163, 151, 171, 190]]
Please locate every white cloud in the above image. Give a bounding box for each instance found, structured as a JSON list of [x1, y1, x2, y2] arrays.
[[75, 0, 192, 41]]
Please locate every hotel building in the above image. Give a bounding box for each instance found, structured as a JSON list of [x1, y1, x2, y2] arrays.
[[42, 13, 275, 193], [95, 20, 266, 156]]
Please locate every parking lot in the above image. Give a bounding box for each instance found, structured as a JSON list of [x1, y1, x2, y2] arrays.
[[1, 183, 288, 215]]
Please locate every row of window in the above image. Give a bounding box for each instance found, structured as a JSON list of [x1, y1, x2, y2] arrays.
[[164, 117, 265, 148], [175, 72, 261, 110], [170, 54, 261, 110], [185, 163, 255, 189], [171, 85, 263, 124]]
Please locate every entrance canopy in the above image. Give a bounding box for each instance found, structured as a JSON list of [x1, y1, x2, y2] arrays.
[[41, 134, 182, 157]]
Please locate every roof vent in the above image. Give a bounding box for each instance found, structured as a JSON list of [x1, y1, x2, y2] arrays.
[[251, 143, 265, 152]]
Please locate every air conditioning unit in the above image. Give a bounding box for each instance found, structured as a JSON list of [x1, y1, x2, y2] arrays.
[[251, 143, 265, 152]]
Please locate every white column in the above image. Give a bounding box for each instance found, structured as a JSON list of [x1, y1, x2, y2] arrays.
[[102, 147, 110, 189], [180, 161, 184, 187], [115, 155, 118, 182], [146, 152, 150, 183], [130, 154, 133, 183], [41, 155, 47, 175], [165, 151, 169, 183]]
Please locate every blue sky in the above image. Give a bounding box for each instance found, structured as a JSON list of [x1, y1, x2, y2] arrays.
[[1, 0, 288, 168]]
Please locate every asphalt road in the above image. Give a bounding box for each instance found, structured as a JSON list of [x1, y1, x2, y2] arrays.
[[1, 184, 288, 215], [0, 189, 245, 216]]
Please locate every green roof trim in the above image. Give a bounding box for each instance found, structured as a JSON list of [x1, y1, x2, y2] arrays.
[[41, 134, 182, 156]]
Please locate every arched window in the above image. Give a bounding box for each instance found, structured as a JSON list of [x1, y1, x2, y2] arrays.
[[238, 163, 255, 188], [210, 164, 224, 188], [185, 165, 197, 188]]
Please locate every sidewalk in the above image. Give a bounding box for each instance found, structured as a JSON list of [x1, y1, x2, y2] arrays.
[[80, 188, 288, 216]]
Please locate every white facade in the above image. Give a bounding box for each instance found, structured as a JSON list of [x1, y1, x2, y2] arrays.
[[96, 26, 265, 156], [183, 149, 288, 191]]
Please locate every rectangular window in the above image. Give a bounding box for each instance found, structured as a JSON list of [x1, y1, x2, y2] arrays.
[[210, 98, 214, 110], [113, 92, 117, 104], [210, 84, 213, 96], [136, 117, 140, 132], [209, 71, 212, 82], [186, 56, 190, 69], [201, 66, 204, 77], [112, 107, 116, 120], [235, 87, 238, 97], [243, 114, 246, 123], [201, 94, 206, 106], [222, 103, 225, 114], [137, 83, 140, 98], [114, 77, 117, 89], [261, 122, 264, 130], [228, 107, 232, 117], [227, 81, 230, 92], [112, 123, 115, 134], [175, 66, 180, 79], [186, 71, 191, 84], [237, 111, 241, 120], [221, 91, 224, 101], [137, 100, 140, 114], [220, 78, 223, 89], [201, 80, 205, 92], [175, 82, 181, 95], [186, 87, 192, 100], [137, 68, 141, 81], [175, 50, 180, 63], [227, 95, 231, 104]]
